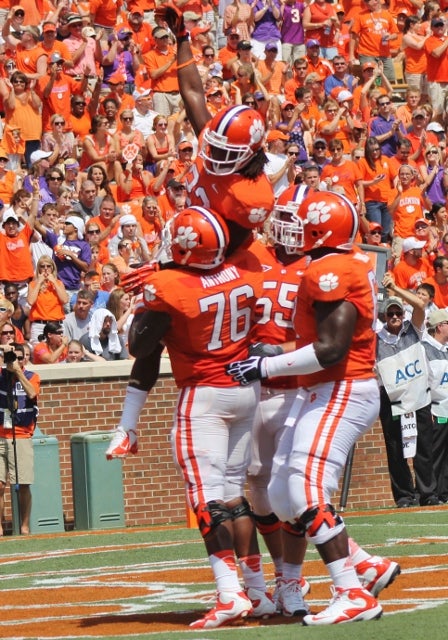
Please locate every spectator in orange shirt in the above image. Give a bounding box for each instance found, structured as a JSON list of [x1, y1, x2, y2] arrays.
[[32, 321, 69, 365], [218, 28, 241, 82], [304, 38, 333, 79], [392, 235, 432, 290], [395, 87, 422, 132], [143, 26, 180, 116], [316, 97, 355, 154], [389, 163, 432, 257], [388, 138, 420, 180], [349, 0, 399, 83], [406, 107, 440, 164], [423, 255, 448, 308], [0, 148, 19, 204], [321, 138, 363, 206], [402, 15, 430, 97], [358, 136, 395, 241], [284, 57, 308, 103], [38, 52, 86, 133], [4, 25, 47, 81], [124, 8, 153, 55]]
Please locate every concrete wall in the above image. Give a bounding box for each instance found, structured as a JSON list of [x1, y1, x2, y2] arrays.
[[2, 359, 395, 531]]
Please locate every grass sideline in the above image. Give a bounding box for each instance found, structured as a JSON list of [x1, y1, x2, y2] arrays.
[[0, 508, 447, 640]]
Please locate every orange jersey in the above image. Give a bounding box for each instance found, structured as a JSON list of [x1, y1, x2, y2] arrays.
[[391, 185, 427, 239], [316, 116, 352, 154], [249, 241, 308, 389], [350, 9, 399, 58], [143, 248, 264, 387], [0, 224, 34, 282], [357, 156, 394, 202], [320, 160, 362, 203], [424, 35, 448, 82], [393, 256, 431, 291], [295, 250, 377, 387], [423, 275, 448, 309], [142, 45, 179, 93], [184, 158, 274, 230], [28, 279, 66, 322]]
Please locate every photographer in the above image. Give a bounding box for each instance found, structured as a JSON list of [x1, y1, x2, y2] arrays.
[[0, 343, 40, 536]]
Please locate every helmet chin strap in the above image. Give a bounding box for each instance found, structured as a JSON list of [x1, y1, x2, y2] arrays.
[[312, 229, 332, 249]]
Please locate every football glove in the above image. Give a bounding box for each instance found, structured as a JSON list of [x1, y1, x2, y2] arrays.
[[249, 342, 283, 357], [226, 356, 266, 386], [120, 263, 158, 295]]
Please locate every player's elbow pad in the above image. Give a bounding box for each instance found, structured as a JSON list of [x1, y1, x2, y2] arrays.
[[264, 343, 324, 378]]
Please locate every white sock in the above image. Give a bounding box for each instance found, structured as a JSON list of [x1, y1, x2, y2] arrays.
[[282, 561, 302, 581], [209, 550, 241, 593], [118, 386, 148, 431], [326, 556, 362, 590], [239, 554, 266, 590]]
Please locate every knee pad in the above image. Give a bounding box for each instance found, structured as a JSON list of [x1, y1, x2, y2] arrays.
[[282, 520, 306, 538], [253, 511, 281, 536], [229, 497, 253, 521], [297, 503, 344, 546], [195, 500, 233, 538]]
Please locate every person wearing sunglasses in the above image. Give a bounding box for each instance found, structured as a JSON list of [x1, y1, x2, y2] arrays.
[[28, 197, 91, 308], [0, 341, 40, 536], [27, 257, 68, 346], [376, 272, 439, 508], [39, 52, 87, 136], [32, 321, 68, 365], [0, 211, 35, 303], [0, 70, 42, 168], [368, 95, 406, 158], [41, 113, 76, 169]]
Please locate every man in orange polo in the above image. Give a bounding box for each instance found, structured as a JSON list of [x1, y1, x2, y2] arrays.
[[143, 26, 180, 116], [424, 17, 448, 119]]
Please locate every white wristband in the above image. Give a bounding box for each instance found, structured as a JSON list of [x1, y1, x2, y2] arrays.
[[264, 343, 324, 378]]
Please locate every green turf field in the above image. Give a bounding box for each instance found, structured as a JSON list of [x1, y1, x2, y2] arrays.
[[0, 508, 447, 640]]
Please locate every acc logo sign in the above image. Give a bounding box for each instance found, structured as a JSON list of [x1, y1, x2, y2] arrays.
[[395, 359, 422, 384]]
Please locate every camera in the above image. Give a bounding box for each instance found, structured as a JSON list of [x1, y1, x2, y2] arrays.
[[4, 351, 17, 364]]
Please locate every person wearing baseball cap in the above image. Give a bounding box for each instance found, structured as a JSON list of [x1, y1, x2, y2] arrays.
[[303, 0, 339, 60], [304, 37, 333, 82], [265, 129, 296, 197], [377, 270, 440, 508], [363, 221, 387, 246], [126, 8, 153, 55], [249, 0, 282, 60], [393, 236, 431, 291], [64, 12, 100, 80], [423, 306, 448, 504]]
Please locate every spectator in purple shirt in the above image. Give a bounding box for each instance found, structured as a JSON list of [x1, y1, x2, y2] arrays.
[[368, 96, 406, 157]]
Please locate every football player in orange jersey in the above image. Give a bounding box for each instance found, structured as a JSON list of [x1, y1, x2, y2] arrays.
[[118, 206, 276, 628], [107, 3, 274, 461], [156, 2, 275, 252], [246, 185, 311, 618], [227, 191, 401, 625]]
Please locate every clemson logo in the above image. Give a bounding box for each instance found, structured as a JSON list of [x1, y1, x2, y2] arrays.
[[143, 284, 157, 303], [249, 119, 265, 145], [121, 204, 132, 215], [306, 200, 331, 225], [319, 272, 339, 292], [175, 225, 198, 250], [248, 207, 269, 225]]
